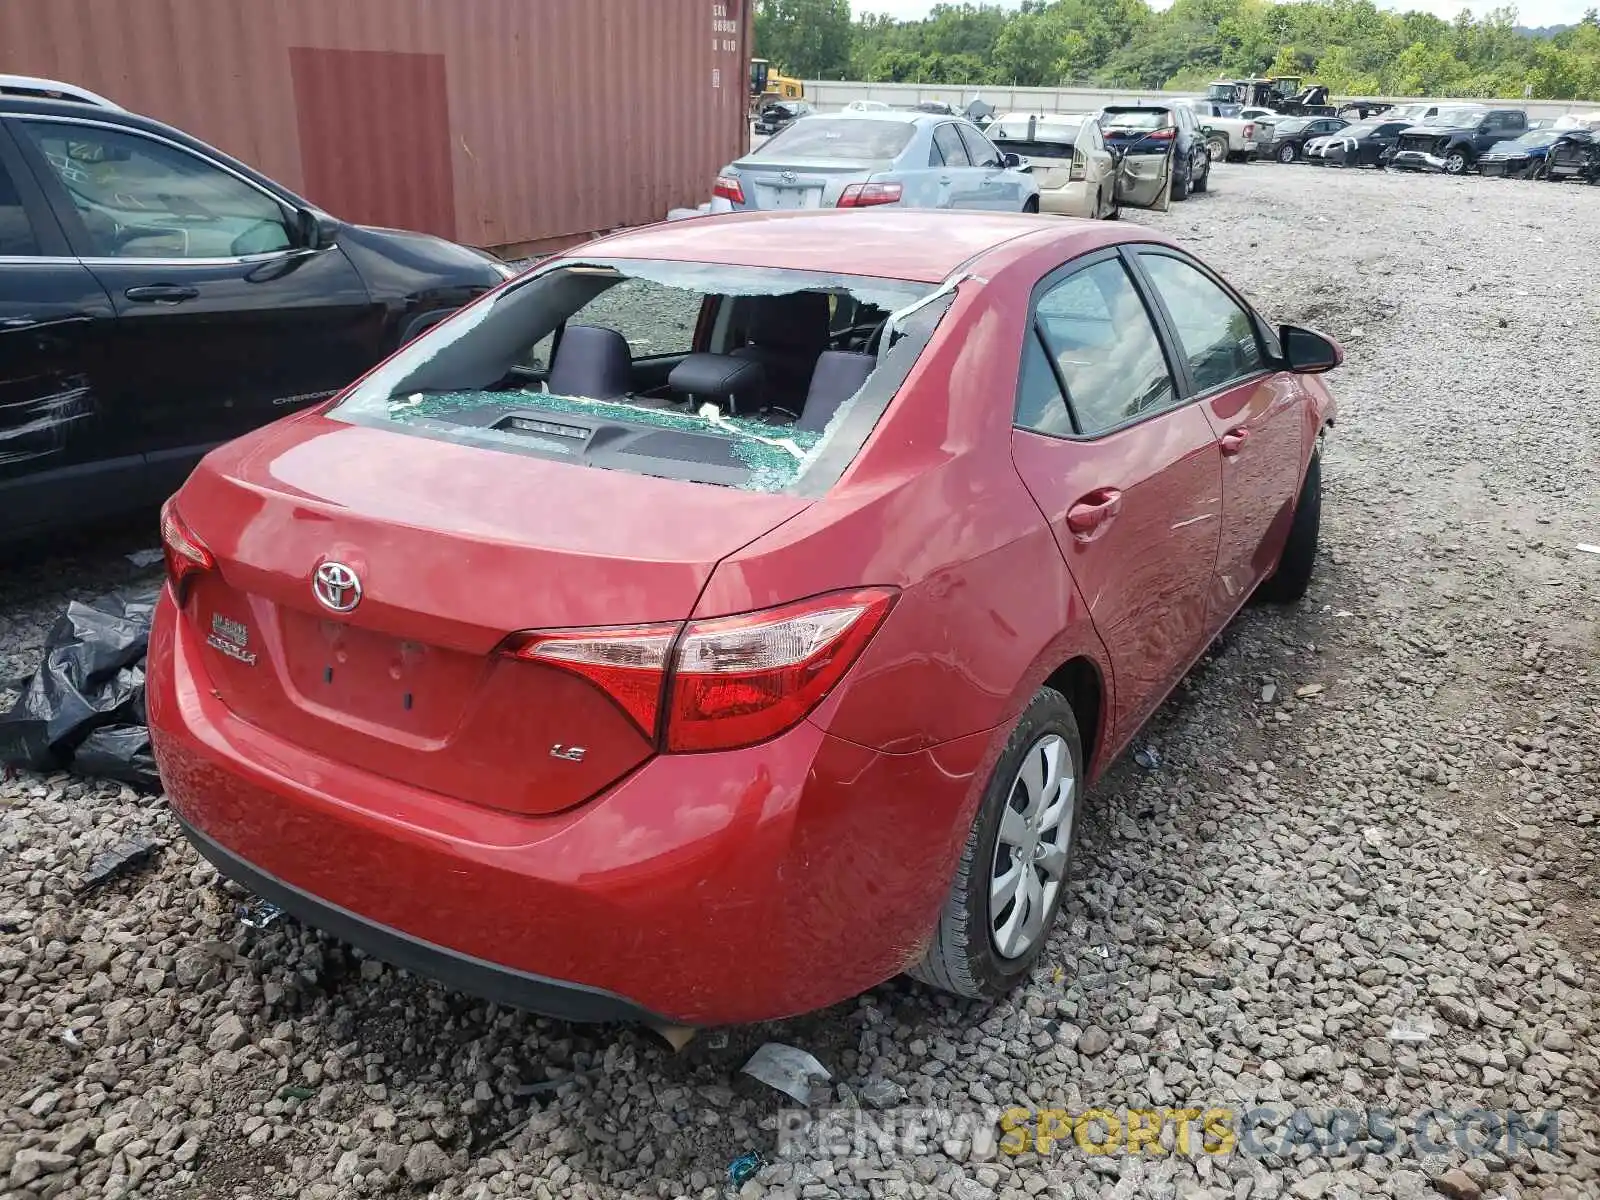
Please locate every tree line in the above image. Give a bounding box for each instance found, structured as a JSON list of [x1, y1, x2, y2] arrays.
[[753, 0, 1600, 100]]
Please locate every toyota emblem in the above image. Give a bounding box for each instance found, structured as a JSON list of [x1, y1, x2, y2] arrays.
[[781, 170, 797, 183], [313, 562, 362, 613]]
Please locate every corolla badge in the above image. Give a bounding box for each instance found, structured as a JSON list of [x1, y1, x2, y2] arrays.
[[313, 562, 362, 613]]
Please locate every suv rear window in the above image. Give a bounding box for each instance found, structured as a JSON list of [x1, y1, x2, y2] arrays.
[[1102, 109, 1170, 130], [331, 260, 950, 496], [753, 119, 916, 162]]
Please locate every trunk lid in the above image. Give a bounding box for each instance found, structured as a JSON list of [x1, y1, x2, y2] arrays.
[[176, 415, 809, 815], [733, 160, 874, 210]]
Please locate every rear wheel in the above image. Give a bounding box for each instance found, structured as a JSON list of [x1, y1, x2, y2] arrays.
[[1207, 134, 1228, 163], [1193, 155, 1210, 193], [1258, 449, 1321, 603], [1278, 142, 1298, 163], [908, 689, 1083, 998], [1443, 148, 1469, 175], [1171, 154, 1191, 200], [1023, 196, 1040, 214]]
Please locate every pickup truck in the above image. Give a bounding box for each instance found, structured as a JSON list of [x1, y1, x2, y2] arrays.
[[1176, 99, 1259, 162], [1388, 106, 1528, 174]]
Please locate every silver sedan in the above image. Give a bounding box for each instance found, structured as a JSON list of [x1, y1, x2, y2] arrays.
[[714, 111, 1040, 213]]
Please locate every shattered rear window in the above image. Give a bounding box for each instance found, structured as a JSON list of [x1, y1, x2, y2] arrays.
[[331, 259, 953, 496]]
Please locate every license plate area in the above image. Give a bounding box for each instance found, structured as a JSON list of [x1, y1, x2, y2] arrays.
[[279, 610, 479, 736], [758, 184, 820, 209]]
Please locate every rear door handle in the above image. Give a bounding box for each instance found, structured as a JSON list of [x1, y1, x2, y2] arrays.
[[125, 284, 199, 304], [939, 175, 953, 185], [1220, 427, 1250, 456], [1066, 487, 1123, 540]]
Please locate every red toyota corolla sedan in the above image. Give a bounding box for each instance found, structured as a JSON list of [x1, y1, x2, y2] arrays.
[[148, 210, 1339, 1026]]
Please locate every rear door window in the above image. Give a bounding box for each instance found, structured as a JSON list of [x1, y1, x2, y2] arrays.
[[567, 277, 699, 359], [933, 125, 971, 167], [1027, 258, 1177, 437], [18, 120, 294, 259], [0, 157, 40, 256]]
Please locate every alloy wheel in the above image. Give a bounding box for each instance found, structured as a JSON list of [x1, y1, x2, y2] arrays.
[[1444, 152, 1467, 174], [988, 733, 1076, 959]]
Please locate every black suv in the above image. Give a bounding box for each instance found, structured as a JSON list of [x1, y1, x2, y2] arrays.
[[0, 76, 511, 544], [1388, 106, 1528, 174]]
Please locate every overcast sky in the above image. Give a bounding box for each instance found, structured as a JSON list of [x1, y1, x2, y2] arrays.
[[857, 0, 1590, 28]]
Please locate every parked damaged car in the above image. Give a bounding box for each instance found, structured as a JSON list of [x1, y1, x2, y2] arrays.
[[1257, 115, 1348, 163], [1307, 119, 1413, 167], [1387, 106, 1527, 174], [753, 100, 814, 137], [148, 209, 1341, 1026], [987, 111, 1142, 219], [1477, 128, 1563, 178], [1098, 103, 1210, 201], [1545, 127, 1600, 182], [716, 112, 1040, 213], [0, 76, 511, 546]]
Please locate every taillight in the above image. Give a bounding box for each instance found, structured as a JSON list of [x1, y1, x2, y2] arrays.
[[1148, 127, 1177, 142], [505, 624, 677, 735], [713, 174, 746, 204], [666, 588, 896, 752], [160, 499, 213, 598], [1069, 152, 1086, 182], [1244, 123, 1255, 139], [500, 588, 897, 752], [837, 182, 902, 208]]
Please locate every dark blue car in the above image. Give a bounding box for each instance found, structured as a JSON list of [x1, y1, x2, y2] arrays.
[[1476, 129, 1561, 177]]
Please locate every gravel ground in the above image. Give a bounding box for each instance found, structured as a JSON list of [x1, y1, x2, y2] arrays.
[[1, 164, 1597, 1200]]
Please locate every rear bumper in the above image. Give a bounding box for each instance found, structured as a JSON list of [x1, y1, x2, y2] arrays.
[[174, 811, 660, 1023], [148, 589, 995, 1025], [1039, 182, 1096, 217]]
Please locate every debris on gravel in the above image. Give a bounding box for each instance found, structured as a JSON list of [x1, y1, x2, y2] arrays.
[[0, 166, 1595, 1200]]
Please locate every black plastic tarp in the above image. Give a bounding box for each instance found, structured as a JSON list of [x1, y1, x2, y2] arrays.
[[0, 588, 160, 790]]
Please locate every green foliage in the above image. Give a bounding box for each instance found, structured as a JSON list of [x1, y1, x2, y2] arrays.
[[755, 0, 853, 80], [758, 0, 1600, 99]]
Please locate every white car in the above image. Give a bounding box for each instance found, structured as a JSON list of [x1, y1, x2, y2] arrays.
[[843, 100, 892, 112], [987, 111, 1122, 219]]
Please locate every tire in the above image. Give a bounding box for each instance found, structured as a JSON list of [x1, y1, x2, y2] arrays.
[[1258, 449, 1321, 603], [1278, 142, 1298, 163], [1193, 156, 1209, 193], [1023, 196, 1040, 214], [1171, 154, 1191, 201], [908, 688, 1084, 999], [1443, 149, 1469, 175], [1207, 134, 1228, 163]]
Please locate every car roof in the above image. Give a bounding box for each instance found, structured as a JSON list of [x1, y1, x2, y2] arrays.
[[573, 210, 1116, 285]]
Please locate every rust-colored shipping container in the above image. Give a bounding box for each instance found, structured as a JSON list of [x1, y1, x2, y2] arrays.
[[0, 0, 752, 253]]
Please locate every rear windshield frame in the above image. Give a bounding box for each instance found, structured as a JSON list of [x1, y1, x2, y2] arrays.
[[328, 258, 956, 498], [751, 118, 917, 162]]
